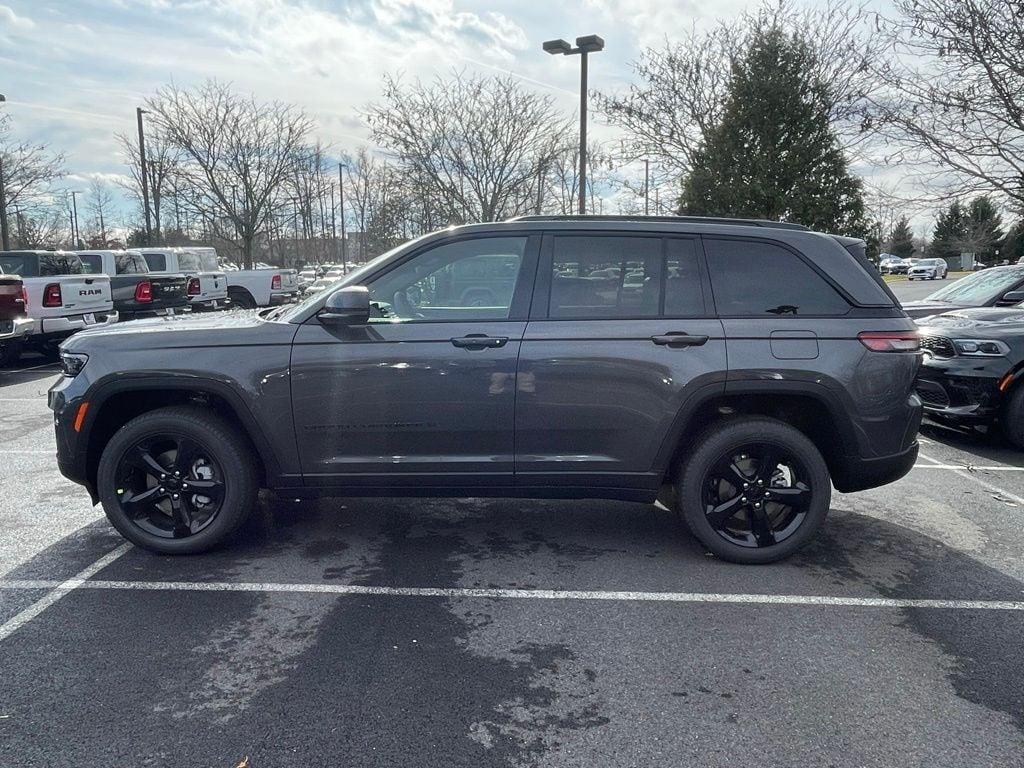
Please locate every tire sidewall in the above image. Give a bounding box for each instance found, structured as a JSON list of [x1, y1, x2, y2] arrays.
[[97, 410, 255, 554], [678, 419, 831, 564]]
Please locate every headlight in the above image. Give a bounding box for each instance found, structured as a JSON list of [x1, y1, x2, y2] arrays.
[[60, 352, 89, 377], [953, 339, 1009, 357]]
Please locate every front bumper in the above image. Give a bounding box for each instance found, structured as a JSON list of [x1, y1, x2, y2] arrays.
[[0, 316, 32, 343], [914, 356, 1007, 421], [32, 311, 119, 340]]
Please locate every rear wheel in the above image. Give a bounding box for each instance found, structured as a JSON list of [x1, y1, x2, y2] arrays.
[[97, 406, 258, 554], [676, 418, 831, 564], [228, 288, 257, 310]]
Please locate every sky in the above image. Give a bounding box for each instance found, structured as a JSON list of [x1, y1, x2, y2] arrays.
[[0, 0, 902, 231]]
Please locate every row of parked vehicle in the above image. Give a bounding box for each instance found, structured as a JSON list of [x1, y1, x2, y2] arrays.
[[878, 255, 950, 279], [0, 247, 300, 366]]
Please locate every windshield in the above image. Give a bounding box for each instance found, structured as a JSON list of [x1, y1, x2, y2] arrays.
[[924, 267, 1024, 305], [273, 234, 432, 322]]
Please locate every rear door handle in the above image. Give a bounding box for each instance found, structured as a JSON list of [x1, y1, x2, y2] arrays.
[[451, 334, 509, 349], [651, 332, 709, 347]]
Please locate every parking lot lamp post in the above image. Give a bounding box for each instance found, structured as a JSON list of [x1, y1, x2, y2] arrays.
[[0, 93, 9, 250], [69, 190, 83, 248], [543, 35, 604, 215], [137, 107, 152, 245]]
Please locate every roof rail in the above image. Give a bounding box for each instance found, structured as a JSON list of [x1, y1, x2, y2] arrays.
[[506, 214, 810, 231]]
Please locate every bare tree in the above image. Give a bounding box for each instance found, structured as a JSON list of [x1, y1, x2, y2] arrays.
[[870, 0, 1024, 207], [84, 179, 116, 247], [366, 71, 567, 223], [117, 128, 182, 246], [597, 0, 884, 174], [0, 113, 65, 216], [145, 80, 314, 268]]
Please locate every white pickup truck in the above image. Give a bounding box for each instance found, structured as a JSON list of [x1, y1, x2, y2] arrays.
[[0, 250, 117, 355], [194, 248, 299, 309], [132, 247, 230, 311]]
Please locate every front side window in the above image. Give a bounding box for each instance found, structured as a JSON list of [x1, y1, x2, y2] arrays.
[[368, 236, 527, 321], [705, 239, 849, 316], [549, 236, 662, 318]]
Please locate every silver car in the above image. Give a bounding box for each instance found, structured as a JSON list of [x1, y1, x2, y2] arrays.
[[907, 258, 948, 280]]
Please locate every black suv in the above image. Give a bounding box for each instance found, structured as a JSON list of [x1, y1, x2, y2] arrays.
[[49, 217, 923, 564]]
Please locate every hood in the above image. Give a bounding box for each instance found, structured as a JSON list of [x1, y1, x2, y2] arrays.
[[902, 299, 965, 319], [916, 307, 1024, 337], [63, 308, 298, 353]]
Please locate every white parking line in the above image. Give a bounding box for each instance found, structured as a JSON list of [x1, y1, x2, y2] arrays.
[[0, 543, 131, 642], [0, 363, 58, 375], [0, 577, 1021, 611], [912, 464, 1024, 471], [918, 452, 1024, 506]]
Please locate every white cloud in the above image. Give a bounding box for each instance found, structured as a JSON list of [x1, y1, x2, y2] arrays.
[[0, 3, 34, 29]]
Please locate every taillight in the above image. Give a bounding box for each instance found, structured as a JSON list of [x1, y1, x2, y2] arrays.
[[858, 331, 920, 352], [19, 286, 28, 309], [271, 274, 282, 290], [42, 283, 62, 308], [134, 280, 153, 303], [187, 277, 201, 296]]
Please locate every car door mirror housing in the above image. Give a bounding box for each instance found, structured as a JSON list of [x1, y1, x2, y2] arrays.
[[319, 285, 370, 325], [999, 290, 1024, 305]]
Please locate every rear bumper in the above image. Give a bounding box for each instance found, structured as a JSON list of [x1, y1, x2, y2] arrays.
[[832, 441, 919, 493], [31, 311, 119, 340], [120, 303, 191, 319], [268, 291, 299, 306], [0, 316, 32, 343], [188, 295, 231, 311]]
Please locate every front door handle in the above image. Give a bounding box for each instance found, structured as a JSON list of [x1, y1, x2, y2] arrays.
[[451, 334, 509, 350], [651, 332, 709, 347]]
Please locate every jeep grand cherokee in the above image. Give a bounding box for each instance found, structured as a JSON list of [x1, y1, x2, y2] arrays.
[[49, 216, 923, 564]]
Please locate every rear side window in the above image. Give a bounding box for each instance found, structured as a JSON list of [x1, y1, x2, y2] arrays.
[[705, 239, 849, 316], [550, 236, 662, 318], [115, 253, 149, 275], [39, 252, 84, 276], [142, 253, 167, 271]]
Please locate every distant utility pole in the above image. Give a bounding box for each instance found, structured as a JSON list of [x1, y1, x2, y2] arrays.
[[70, 190, 82, 248], [338, 162, 347, 271], [644, 159, 650, 216], [0, 93, 9, 250], [137, 107, 152, 244]]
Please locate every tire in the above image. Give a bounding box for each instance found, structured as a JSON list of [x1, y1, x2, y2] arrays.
[[1000, 384, 1024, 450], [676, 417, 831, 564], [97, 406, 258, 554], [229, 288, 257, 310], [0, 340, 23, 367]]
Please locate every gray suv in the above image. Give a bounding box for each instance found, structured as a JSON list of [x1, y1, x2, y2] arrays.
[[49, 216, 923, 564]]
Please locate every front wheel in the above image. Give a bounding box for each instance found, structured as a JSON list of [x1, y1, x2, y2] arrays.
[[676, 418, 831, 564], [97, 406, 258, 554]]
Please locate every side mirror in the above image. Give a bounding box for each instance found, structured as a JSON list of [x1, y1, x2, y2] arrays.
[[997, 290, 1024, 305], [319, 285, 370, 325]]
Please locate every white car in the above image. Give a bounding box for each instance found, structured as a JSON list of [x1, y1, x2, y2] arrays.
[[907, 258, 949, 280], [0, 250, 117, 354]]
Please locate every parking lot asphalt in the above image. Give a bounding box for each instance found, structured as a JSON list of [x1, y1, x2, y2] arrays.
[[3, 291, 1024, 767]]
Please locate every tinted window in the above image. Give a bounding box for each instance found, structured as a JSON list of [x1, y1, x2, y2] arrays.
[[142, 253, 167, 271], [39, 252, 84, 276], [79, 254, 103, 273], [115, 253, 149, 275], [550, 236, 662, 318], [705, 239, 849, 316], [368, 236, 527, 321], [664, 238, 705, 316], [0, 253, 39, 277]]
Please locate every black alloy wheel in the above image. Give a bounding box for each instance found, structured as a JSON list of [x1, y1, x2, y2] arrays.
[[701, 443, 811, 549], [114, 434, 225, 539]]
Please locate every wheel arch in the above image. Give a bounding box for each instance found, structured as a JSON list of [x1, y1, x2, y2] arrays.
[[82, 376, 281, 498]]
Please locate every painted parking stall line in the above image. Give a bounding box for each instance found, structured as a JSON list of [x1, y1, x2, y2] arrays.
[[0, 543, 131, 642], [0, 577, 1022, 612], [918, 452, 1024, 506]]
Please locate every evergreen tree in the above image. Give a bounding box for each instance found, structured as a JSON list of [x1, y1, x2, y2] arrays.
[[930, 202, 968, 261], [964, 196, 1004, 262], [1002, 220, 1024, 263], [888, 217, 915, 259], [678, 27, 865, 234]]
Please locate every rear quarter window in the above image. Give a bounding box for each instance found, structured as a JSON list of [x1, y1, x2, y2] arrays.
[[705, 238, 850, 317]]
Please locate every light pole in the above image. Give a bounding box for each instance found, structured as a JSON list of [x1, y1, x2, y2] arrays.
[[543, 34, 604, 215], [0, 93, 9, 250], [137, 107, 152, 244], [69, 190, 83, 248]]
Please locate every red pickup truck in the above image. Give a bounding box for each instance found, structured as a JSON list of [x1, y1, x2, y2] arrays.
[[0, 267, 32, 366]]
